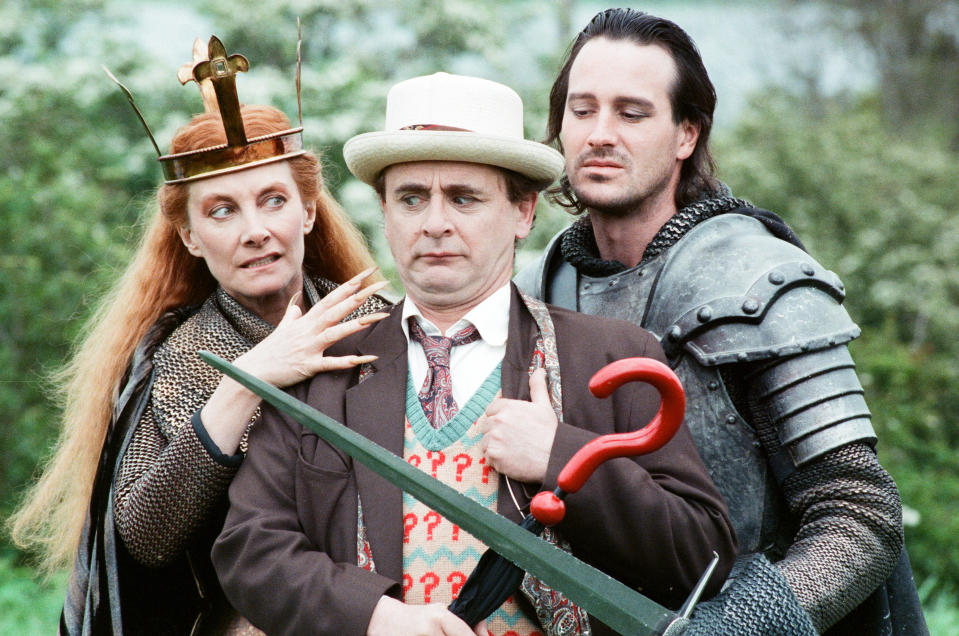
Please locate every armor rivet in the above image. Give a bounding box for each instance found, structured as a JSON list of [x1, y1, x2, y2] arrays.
[[583, 283, 591, 290], [726, 415, 737, 425], [737, 352, 749, 361], [608, 280, 616, 287], [801, 264, 815, 276], [668, 326, 682, 341], [637, 269, 644, 277], [697, 306, 712, 322], [707, 381, 719, 391], [742, 299, 760, 314], [768, 271, 785, 285]]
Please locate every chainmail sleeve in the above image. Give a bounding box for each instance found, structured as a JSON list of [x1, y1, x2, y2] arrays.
[[726, 346, 904, 632], [113, 399, 239, 567], [112, 277, 392, 568], [778, 444, 902, 631]]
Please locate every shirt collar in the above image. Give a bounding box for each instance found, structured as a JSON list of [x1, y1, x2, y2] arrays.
[[401, 283, 511, 346]]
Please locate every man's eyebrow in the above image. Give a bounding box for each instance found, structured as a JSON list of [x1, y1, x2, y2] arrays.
[[442, 184, 485, 197], [390, 182, 430, 194], [389, 183, 487, 197], [615, 95, 656, 111], [567, 92, 656, 111], [566, 92, 596, 102]]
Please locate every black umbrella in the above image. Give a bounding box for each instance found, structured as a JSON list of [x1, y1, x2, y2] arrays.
[[449, 513, 544, 625], [448, 357, 686, 627]]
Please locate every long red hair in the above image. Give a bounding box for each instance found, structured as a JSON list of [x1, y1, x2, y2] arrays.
[[9, 105, 379, 573]]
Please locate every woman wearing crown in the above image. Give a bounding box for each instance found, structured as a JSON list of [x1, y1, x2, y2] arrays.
[[9, 37, 390, 634]]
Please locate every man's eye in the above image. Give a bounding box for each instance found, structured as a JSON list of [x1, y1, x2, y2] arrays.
[[401, 195, 422, 206], [622, 111, 646, 121], [452, 195, 476, 206]]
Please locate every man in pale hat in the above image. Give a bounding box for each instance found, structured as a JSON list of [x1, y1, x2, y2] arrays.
[[213, 72, 736, 636]]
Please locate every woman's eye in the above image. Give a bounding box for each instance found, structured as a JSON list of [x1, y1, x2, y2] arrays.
[[210, 205, 232, 219], [265, 195, 286, 208]]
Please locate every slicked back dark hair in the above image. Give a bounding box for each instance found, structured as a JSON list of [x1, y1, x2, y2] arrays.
[[547, 8, 720, 213]]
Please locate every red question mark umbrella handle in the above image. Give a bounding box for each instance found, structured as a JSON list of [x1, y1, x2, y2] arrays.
[[530, 357, 686, 526]]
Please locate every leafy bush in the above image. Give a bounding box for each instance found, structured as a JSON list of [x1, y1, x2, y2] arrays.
[[0, 551, 65, 635]]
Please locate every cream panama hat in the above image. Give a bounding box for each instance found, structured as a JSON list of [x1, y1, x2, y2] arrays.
[[343, 72, 564, 186]]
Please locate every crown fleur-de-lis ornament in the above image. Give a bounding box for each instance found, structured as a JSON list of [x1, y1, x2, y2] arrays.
[[104, 30, 305, 184]]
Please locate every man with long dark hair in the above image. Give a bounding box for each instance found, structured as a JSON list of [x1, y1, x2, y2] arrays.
[[517, 8, 925, 635]]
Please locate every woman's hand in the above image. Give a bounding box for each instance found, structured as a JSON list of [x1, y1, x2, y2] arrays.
[[234, 267, 389, 387], [201, 267, 389, 455]]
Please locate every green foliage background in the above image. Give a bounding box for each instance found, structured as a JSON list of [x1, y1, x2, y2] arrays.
[[2, 0, 957, 632]]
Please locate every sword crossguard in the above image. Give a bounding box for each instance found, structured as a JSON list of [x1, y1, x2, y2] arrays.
[[530, 357, 686, 526]]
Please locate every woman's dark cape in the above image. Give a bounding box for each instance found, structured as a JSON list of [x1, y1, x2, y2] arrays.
[[58, 307, 225, 635]]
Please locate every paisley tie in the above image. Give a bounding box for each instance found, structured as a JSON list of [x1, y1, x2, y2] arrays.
[[408, 318, 481, 429]]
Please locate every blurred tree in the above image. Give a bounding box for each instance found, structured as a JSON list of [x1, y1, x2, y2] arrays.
[[799, 0, 959, 148], [0, 0, 192, 529]]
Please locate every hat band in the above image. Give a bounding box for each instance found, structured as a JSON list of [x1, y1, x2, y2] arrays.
[[399, 124, 471, 132], [159, 128, 304, 184]]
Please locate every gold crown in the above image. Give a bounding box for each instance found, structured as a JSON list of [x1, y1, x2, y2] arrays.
[[106, 32, 304, 184]]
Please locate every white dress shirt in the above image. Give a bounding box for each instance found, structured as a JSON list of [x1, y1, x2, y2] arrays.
[[401, 283, 510, 407]]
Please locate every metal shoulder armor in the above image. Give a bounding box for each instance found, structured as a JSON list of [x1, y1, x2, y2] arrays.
[[645, 214, 861, 366], [515, 227, 578, 309]]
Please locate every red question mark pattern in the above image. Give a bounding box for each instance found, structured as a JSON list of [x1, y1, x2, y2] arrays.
[[397, 402, 553, 634]]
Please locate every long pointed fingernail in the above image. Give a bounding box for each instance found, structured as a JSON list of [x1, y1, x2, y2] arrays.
[[352, 355, 378, 365], [287, 291, 302, 309], [351, 266, 378, 285], [358, 312, 390, 325], [356, 281, 390, 300]]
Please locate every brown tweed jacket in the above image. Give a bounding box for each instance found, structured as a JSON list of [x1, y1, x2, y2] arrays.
[[213, 285, 736, 636]]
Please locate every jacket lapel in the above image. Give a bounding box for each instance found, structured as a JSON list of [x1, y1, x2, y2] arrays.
[[345, 306, 409, 582], [496, 285, 540, 523]]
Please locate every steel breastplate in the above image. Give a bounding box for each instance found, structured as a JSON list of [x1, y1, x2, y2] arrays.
[[578, 254, 791, 556]]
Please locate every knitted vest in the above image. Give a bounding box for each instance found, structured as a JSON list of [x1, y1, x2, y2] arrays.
[[356, 292, 589, 635], [401, 366, 542, 635]]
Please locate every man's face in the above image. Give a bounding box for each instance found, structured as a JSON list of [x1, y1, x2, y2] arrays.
[[380, 161, 535, 314], [560, 37, 698, 216]]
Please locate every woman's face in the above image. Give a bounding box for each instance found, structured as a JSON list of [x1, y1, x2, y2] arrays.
[[179, 161, 315, 323]]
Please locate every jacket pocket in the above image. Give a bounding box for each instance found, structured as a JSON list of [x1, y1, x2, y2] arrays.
[[294, 434, 357, 561]]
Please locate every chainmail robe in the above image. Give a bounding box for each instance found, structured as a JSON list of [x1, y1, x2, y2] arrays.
[[557, 193, 902, 633], [112, 275, 390, 574]]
